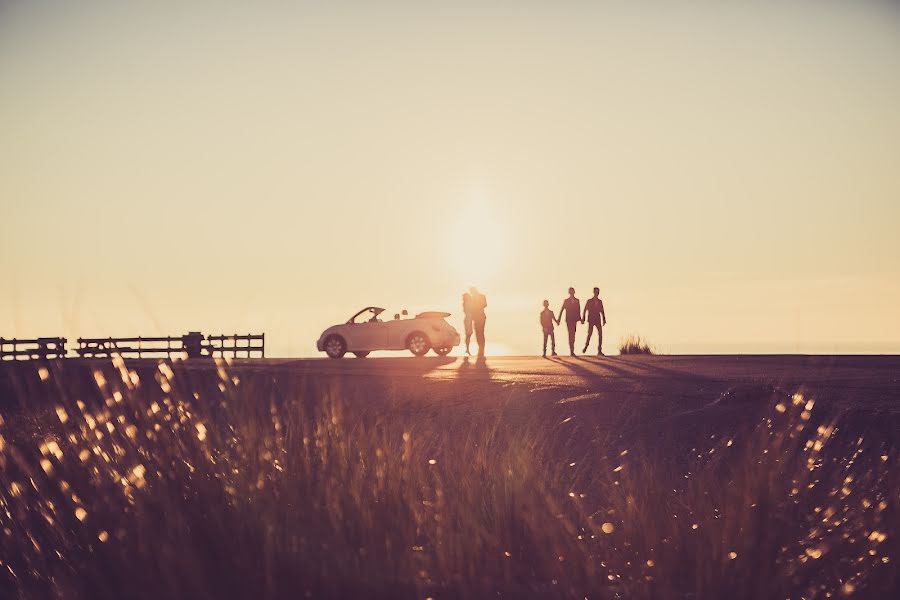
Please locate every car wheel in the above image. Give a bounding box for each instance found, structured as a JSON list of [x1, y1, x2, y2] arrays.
[[353, 351, 370, 358], [433, 347, 451, 356], [324, 335, 346, 359], [406, 332, 430, 357]]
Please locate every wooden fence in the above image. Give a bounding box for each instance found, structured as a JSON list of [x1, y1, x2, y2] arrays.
[[1, 332, 265, 360], [75, 332, 265, 359], [0, 337, 68, 360]]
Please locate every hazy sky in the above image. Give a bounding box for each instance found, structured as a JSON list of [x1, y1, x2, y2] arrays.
[[2, 0, 899, 356]]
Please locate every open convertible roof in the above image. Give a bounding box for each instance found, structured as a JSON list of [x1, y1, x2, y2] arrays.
[[347, 307, 385, 323]]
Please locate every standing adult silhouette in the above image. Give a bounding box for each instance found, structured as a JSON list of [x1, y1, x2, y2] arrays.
[[557, 287, 581, 356], [582, 287, 607, 355], [462, 292, 474, 355], [468, 287, 487, 357]]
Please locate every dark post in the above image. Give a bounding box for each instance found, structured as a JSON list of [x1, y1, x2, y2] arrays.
[[183, 331, 204, 359]]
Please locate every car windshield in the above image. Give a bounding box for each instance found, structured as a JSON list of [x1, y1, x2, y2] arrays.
[[348, 307, 385, 324]]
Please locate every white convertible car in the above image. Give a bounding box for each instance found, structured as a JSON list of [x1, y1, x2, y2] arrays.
[[316, 307, 461, 358]]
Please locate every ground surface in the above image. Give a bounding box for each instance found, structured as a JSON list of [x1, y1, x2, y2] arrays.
[[4, 354, 898, 418], [257, 354, 900, 409], [167, 354, 900, 452], [217, 355, 900, 446]]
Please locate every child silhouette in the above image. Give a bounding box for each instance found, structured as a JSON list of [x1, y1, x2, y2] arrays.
[[540, 299, 559, 357]]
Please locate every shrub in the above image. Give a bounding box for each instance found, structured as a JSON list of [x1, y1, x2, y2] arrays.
[[618, 334, 654, 355]]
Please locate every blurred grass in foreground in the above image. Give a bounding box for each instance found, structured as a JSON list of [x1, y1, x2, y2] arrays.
[[0, 357, 895, 599]]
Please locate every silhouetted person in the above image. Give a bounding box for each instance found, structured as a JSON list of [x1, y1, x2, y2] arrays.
[[557, 287, 581, 356], [468, 287, 487, 357], [462, 292, 474, 355], [582, 287, 607, 355], [540, 299, 559, 357]]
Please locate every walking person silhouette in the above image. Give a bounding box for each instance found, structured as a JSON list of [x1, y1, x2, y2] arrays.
[[557, 287, 581, 356], [462, 292, 474, 355], [467, 287, 488, 357], [582, 287, 607, 355]]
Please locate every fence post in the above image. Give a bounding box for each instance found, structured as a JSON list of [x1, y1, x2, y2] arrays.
[[183, 332, 204, 359]]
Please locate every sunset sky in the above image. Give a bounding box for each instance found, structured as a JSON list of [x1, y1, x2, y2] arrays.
[[2, 1, 899, 356]]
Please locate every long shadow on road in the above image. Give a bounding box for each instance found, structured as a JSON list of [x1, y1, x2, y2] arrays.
[[453, 355, 493, 381], [546, 355, 721, 397]]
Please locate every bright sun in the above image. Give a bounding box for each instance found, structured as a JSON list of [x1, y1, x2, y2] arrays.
[[447, 198, 507, 288]]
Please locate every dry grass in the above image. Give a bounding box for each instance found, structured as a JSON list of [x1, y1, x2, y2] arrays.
[[0, 358, 895, 599], [618, 335, 654, 355]]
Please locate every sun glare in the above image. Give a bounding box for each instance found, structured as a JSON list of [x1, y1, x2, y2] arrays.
[[447, 197, 507, 288]]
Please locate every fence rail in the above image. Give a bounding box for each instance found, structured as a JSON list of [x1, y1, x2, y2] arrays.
[[0, 337, 68, 360], [206, 333, 265, 358], [1, 332, 265, 360], [75, 332, 265, 359], [76, 335, 188, 359]]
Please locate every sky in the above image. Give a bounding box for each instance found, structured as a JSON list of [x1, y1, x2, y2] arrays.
[[2, 0, 899, 356]]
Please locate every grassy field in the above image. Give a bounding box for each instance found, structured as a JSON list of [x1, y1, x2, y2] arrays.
[[0, 358, 895, 599]]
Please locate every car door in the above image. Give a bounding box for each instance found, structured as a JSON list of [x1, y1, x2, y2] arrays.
[[350, 320, 389, 350]]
